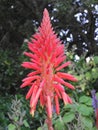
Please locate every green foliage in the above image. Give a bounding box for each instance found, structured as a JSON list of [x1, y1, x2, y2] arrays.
[[0, 94, 45, 130], [0, 94, 29, 129], [66, 51, 98, 93], [7, 95, 30, 130], [52, 95, 94, 130], [0, 43, 28, 95], [37, 95, 95, 130]]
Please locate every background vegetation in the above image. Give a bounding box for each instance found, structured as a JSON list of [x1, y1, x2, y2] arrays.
[[0, 0, 98, 129]]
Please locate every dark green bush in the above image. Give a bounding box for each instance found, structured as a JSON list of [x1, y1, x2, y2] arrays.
[[0, 43, 28, 95], [0, 94, 45, 130]]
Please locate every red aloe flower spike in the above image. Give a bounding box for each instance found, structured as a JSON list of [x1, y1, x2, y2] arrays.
[[21, 8, 77, 130]]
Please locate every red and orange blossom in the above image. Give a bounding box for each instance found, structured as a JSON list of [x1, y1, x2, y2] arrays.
[[21, 9, 77, 119]]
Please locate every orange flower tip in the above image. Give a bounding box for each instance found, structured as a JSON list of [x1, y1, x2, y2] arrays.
[[40, 105, 44, 109], [64, 102, 68, 106], [47, 113, 52, 119], [26, 93, 31, 100], [30, 102, 36, 108], [74, 78, 78, 82], [49, 115, 52, 119], [30, 110, 35, 117]]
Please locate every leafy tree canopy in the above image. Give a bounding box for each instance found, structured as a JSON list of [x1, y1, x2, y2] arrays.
[[0, 0, 98, 56]]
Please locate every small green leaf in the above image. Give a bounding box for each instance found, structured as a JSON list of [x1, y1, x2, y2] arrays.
[[14, 117, 18, 122], [37, 123, 48, 130], [77, 104, 93, 116], [54, 118, 65, 130], [8, 124, 16, 130], [79, 96, 92, 106], [37, 127, 43, 130], [64, 104, 73, 110], [81, 116, 93, 129], [23, 120, 30, 128], [63, 112, 75, 123], [85, 72, 91, 80], [93, 56, 98, 64], [79, 96, 90, 103], [91, 68, 98, 79], [96, 92, 98, 100]]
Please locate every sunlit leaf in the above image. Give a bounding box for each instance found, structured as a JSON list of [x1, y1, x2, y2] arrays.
[[63, 112, 75, 123], [8, 124, 16, 130]]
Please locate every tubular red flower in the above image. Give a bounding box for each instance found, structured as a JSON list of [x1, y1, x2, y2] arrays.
[[30, 87, 42, 108], [21, 8, 77, 119], [40, 92, 45, 107], [22, 76, 40, 82], [27, 71, 40, 77], [57, 72, 78, 81], [56, 61, 71, 71], [23, 52, 35, 58], [21, 62, 40, 70], [26, 84, 35, 99], [54, 75, 75, 89], [30, 84, 38, 105], [53, 83, 64, 92], [55, 95, 60, 115], [61, 92, 72, 105]]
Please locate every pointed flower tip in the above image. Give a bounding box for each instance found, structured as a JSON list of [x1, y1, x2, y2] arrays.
[[43, 8, 49, 16], [30, 110, 35, 117], [43, 8, 50, 22]]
